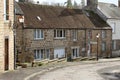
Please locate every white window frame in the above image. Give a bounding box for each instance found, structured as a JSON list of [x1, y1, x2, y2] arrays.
[[102, 30, 106, 39], [102, 42, 106, 52], [4, 0, 7, 20], [34, 49, 50, 60], [54, 29, 65, 39], [72, 30, 78, 41], [34, 29, 44, 40], [112, 40, 116, 50], [4, 0, 9, 20], [46, 49, 50, 59], [71, 47, 79, 59], [34, 49, 44, 60]]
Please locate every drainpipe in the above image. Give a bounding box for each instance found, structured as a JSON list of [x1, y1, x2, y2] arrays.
[[85, 29, 87, 56], [14, 28, 16, 69], [14, 1, 17, 70]]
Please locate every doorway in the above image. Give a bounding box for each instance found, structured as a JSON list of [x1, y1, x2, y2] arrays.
[[5, 38, 9, 70]]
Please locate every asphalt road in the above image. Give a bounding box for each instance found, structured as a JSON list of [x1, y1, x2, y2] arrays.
[[30, 61, 120, 80]]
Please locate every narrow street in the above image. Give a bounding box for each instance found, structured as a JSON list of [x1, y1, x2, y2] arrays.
[[31, 61, 120, 80]]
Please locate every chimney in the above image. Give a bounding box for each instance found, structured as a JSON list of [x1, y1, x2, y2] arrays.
[[87, 0, 98, 11]]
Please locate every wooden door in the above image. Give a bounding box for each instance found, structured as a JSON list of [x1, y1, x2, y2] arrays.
[[5, 38, 9, 70]]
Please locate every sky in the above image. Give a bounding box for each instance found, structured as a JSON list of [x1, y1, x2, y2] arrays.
[[33, 0, 118, 6], [16, 0, 118, 6]]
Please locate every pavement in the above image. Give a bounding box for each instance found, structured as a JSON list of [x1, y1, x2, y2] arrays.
[[0, 57, 120, 80]]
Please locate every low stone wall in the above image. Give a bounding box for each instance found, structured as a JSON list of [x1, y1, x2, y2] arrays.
[[32, 58, 67, 67]]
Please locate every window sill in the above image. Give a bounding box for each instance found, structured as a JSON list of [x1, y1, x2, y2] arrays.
[[4, 20, 10, 24], [54, 37, 66, 40], [73, 39, 78, 42], [72, 57, 80, 59], [34, 38, 44, 40]]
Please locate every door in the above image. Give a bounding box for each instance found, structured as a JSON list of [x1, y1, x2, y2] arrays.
[[54, 48, 65, 59], [5, 38, 9, 70]]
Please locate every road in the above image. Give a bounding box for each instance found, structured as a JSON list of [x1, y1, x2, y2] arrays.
[[31, 61, 120, 80]]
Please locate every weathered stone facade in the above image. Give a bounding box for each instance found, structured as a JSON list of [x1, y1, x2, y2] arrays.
[[15, 3, 112, 63], [16, 23, 112, 62], [0, 0, 14, 72]]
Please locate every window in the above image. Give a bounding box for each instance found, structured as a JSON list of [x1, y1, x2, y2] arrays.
[[112, 40, 116, 50], [88, 30, 92, 39], [34, 49, 44, 60], [102, 42, 106, 52], [72, 30, 77, 41], [34, 29, 44, 40], [54, 29, 65, 39], [46, 49, 50, 59], [34, 49, 50, 60], [4, 0, 9, 20], [102, 30, 106, 39], [71, 47, 79, 59]]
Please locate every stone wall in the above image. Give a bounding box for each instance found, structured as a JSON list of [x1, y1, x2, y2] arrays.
[[16, 23, 112, 62], [0, 0, 14, 72]]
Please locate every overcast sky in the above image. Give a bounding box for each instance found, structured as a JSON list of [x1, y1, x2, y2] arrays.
[[33, 0, 118, 5], [16, 0, 118, 6]]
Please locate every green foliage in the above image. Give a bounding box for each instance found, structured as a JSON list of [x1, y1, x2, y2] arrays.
[[67, 0, 73, 8], [73, 1, 78, 8]]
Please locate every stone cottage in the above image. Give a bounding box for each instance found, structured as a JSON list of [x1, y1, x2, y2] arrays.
[[97, 2, 120, 57], [0, 0, 14, 72], [15, 2, 112, 63]]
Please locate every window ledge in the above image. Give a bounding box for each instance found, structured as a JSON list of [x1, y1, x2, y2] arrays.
[[34, 38, 44, 40], [54, 37, 66, 40], [4, 20, 10, 24], [72, 57, 80, 59], [73, 39, 77, 42]]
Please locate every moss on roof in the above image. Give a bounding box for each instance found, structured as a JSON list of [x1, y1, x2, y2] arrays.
[[16, 2, 110, 29], [85, 10, 109, 27]]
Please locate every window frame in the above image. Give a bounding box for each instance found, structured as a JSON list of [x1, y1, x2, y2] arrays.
[[54, 29, 66, 39], [46, 49, 50, 59], [34, 49, 44, 60], [112, 40, 116, 50], [72, 30, 78, 41], [34, 49, 50, 60], [34, 29, 44, 40], [71, 47, 79, 59], [88, 30, 92, 39], [102, 30, 106, 39], [4, 0, 9, 20], [102, 42, 106, 52]]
